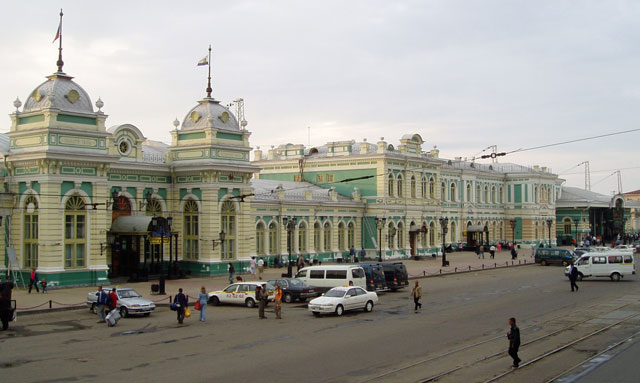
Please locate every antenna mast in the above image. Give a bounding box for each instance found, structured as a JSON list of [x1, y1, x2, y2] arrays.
[[577, 161, 591, 191], [230, 98, 247, 129], [616, 170, 622, 194]]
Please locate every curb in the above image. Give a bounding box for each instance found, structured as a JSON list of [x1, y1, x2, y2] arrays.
[[408, 260, 535, 280]]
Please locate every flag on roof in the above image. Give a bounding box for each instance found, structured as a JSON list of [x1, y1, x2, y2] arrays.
[[52, 19, 61, 43], [197, 56, 208, 66]]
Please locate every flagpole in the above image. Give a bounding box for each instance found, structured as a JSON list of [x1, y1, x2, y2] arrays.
[[206, 45, 212, 98], [56, 9, 64, 73]]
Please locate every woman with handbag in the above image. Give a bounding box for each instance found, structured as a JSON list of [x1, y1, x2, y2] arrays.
[[174, 288, 188, 324], [197, 286, 208, 322]]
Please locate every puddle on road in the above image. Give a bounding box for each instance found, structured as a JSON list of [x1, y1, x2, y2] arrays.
[[230, 335, 292, 350], [112, 323, 157, 337]]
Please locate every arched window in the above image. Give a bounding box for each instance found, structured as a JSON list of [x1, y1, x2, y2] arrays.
[[347, 221, 355, 249], [183, 199, 199, 260], [338, 222, 346, 250], [314, 221, 321, 251], [484, 186, 489, 203], [421, 222, 428, 248], [441, 182, 446, 201], [323, 222, 332, 251], [410, 176, 416, 198], [220, 201, 236, 259], [476, 185, 481, 202], [387, 174, 394, 197], [421, 177, 427, 199], [23, 195, 38, 268], [268, 222, 278, 254], [256, 222, 266, 255], [429, 178, 435, 198], [64, 195, 86, 268], [534, 186, 539, 203], [492, 186, 497, 203], [397, 174, 404, 197], [388, 222, 396, 249], [146, 197, 162, 216], [429, 221, 436, 247], [450, 183, 456, 202], [397, 223, 404, 249], [499, 187, 504, 203], [450, 221, 456, 243], [563, 218, 572, 235], [298, 221, 307, 252], [466, 183, 472, 202]]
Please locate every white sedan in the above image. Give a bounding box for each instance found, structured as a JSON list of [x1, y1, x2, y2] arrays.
[[208, 282, 275, 308], [308, 286, 378, 316]]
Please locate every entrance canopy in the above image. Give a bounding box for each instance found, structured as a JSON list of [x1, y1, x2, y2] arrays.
[[465, 225, 488, 233], [110, 216, 153, 234]]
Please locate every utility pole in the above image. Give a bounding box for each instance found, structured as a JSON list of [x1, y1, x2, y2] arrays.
[[229, 98, 248, 129]]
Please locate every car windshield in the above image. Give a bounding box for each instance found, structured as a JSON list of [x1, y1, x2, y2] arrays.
[[325, 289, 346, 298], [118, 290, 141, 298], [288, 279, 304, 287]]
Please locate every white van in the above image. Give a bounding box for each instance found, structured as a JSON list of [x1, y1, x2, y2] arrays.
[[565, 252, 635, 282], [295, 265, 367, 292]]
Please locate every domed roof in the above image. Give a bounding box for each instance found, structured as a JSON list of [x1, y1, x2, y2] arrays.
[[181, 98, 239, 131], [23, 73, 94, 114]]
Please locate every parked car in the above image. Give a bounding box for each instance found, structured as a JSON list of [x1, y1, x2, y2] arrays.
[[379, 262, 409, 290], [359, 263, 387, 291], [86, 288, 155, 317], [208, 282, 275, 308], [612, 245, 636, 254], [534, 248, 576, 266], [565, 252, 635, 281], [295, 265, 367, 292], [267, 278, 321, 303], [308, 286, 378, 316]]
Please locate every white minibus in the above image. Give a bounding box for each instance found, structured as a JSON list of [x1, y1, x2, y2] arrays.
[[566, 252, 635, 282], [295, 265, 367, 292]]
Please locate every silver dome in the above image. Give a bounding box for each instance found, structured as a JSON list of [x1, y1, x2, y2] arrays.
[[23, 73, 94, 114], [181, 98, 239, 131]]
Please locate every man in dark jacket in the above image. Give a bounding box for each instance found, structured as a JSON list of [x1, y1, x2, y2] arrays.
[[507, 317, 521, 368], [258, 284, 268, 319], [0, 277, 15, 330], [569, 262, 579, 292], [175, 288, 188, 324], [28, 268, 39, 293], [96, 286, 108, 323]]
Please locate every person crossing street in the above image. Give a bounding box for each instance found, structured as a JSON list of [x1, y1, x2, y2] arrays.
[[411, 281, 422, 311]]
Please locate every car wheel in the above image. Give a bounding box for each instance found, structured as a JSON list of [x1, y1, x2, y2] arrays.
[[284, 293, 293, 304], [611, 272, 621, 282], [364, 301, 374, 312], [577, 273, 583, 281], [245, 298, 256, 308], [312, 312, 320, 317], [299, 298, 307, 303], [90, 303, 96, 314], [335, 305, 344, 316], [541, 260, 548, 266], [143, 313, 150, 317], [209, 296, 220, 306], [120, 307, 128, 318]]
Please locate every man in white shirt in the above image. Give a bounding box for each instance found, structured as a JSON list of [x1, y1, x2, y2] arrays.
[[257, 258, 265, 280]]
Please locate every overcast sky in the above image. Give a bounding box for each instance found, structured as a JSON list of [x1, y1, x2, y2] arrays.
[[2, 1, 640, 195]]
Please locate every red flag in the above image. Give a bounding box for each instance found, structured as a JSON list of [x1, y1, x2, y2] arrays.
[[52, 21, 61, 43]]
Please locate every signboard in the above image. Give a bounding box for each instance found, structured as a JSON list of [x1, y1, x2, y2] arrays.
[[149, 237, 170, 245]]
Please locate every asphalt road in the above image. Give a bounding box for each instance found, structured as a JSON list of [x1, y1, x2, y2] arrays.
[[1, 264, 639, 383]]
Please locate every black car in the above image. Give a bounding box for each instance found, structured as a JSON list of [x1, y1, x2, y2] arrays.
[[359, 263, 387, 291], [267, 278, 321, 303], [379, 262, 409, 291]]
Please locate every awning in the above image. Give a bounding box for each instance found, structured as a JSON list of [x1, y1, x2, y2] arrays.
[[466, 225, 488, 232], [110, 216, 153, 234]]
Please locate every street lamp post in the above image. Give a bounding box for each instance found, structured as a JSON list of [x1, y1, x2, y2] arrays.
[[622, 217, 627, 244], [375, 217, 386, 262], [546, 219, 553, 248], [439, 217, 449, 267], [282, 217, 297, 277], [509, 219, 516, 247]]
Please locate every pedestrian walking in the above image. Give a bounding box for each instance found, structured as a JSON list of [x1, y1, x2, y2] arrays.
[[249, 256, 257, 278], [108, 288, 118, 312], [410, 281, 422, 311], [174, 288, 188, 324], [257, 257, 264, 280], [510, 246, 518, 260], [0, 277, 15, 331], [497, 242, 502, 252], [41, 278, 47, 293], [197, 286, 208, 322], [569, 262, 579, 292], [349, 246, 356, 263], [28, 268, 39, 293], [359, 248, 366, 262], [228, 262, 235, 284], [274, 283, 283, 319], [257, 285, 266, 319], [507, 317, 521, 368], [297, 255, 305, 272], [489, 245, 496, 259], [95, 286, 108, 323]]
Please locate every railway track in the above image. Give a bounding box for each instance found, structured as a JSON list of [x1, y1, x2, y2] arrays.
[[361, 298, 640, 383]]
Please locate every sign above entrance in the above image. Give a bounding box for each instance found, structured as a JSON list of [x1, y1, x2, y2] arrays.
[[149, 236, 170, 245]]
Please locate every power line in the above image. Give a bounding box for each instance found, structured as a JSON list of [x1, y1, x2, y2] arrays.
[[505, 128, 640, 155]]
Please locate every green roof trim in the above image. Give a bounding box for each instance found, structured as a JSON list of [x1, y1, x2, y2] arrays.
[[17, 114, 44, 125], [56, 114, 97, 125]]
